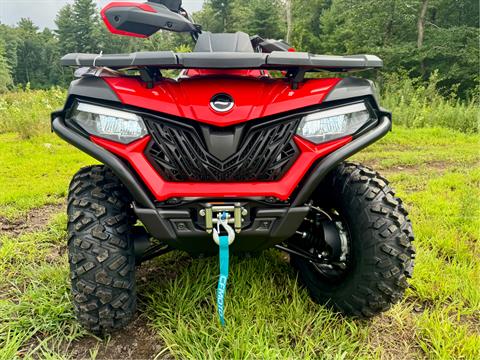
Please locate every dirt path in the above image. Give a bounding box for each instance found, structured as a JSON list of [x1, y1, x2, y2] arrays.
[[65, 316, 171, 360], [0, 203, 65, 237], [367, 312, 423, 359]]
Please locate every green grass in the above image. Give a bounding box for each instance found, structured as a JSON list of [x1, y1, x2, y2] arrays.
[[143, 252, 371, 359], [0, 133, 93, 220], [355, 127, 479, 170], [0, 214, 87, 359], [0, 125, 478, 359]]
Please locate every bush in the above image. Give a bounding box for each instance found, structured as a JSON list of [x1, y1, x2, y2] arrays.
[[0, 86, 65, 139], [380, 71, 479, 133]]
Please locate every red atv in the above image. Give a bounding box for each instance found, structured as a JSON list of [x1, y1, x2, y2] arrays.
[[52, 0, 415, 333]]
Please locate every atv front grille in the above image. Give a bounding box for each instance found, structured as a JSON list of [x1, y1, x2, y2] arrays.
[[144, 116, 300, 182]]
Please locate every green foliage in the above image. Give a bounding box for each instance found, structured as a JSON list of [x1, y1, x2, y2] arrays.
[[0, 18, 63, 89], [381, 71, 479, 133], [290, 0, 332, 52], [196, 0, 286, 38], [0, 87, 65, 138], [0, 24, 19, 82], [316, 0, 479, 98], [13, 19, 63, 88], [9, 19, 40, 86], [0, 40, 13, 93], [244, 0, 285, 38], [210, 0, 234, 31], [70, 0, 101, 53], [55, 5, 76, 54], [421, 26, 479, 97]]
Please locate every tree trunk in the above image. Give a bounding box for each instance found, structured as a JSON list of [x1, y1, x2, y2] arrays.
[[286, 0, 292, 43], [417, 0, 429, 76], [282, 0, 292, 43], [417, 0, 429, 48]]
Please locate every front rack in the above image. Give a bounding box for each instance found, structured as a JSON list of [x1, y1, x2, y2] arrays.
[[61, 51, 382, 72]]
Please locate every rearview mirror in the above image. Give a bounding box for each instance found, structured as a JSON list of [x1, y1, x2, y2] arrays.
[[101, 1, 198, 38]]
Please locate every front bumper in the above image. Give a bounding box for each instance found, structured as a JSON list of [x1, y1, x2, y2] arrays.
[[135, 205, 309, 255]]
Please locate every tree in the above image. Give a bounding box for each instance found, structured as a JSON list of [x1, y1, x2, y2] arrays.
[[194, 1, 233, 33], [39, 28, 62, 87], [417, 0, 429, 49], [209, 0, 234, 32], [319, 0, 478, 97], [55, 5, 77, 54], [0, 24, 19, 81], [290, 0, 332, 53], [2, 18, 61, 89], [15, 18, 42, 85], [195, 0, 286, 39], [417, 0, 429, 76], [57, 0, 100, 54], [245, 0, 286, 39], [72, 0, 101, 53], [420, 0, 479, 96], [283, 0, 292, 43], [0, 39, 13, 92]]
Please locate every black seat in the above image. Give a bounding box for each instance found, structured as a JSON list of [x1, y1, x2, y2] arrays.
[[193, 32, 254, 53]]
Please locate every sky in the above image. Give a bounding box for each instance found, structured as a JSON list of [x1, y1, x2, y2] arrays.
[[0, 0, 206, 29]]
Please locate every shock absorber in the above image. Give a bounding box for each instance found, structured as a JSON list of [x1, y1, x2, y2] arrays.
[[298, 212, 326, 248]]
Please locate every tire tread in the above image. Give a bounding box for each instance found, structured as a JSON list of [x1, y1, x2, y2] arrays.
[[67, 165, 136, 333], [292, 162, 415, 318]]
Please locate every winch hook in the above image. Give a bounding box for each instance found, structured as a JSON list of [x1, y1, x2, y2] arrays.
[[212, 212, 236, 246]]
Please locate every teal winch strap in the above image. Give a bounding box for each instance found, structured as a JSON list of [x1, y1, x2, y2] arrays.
[[216, 234, 230, 326]]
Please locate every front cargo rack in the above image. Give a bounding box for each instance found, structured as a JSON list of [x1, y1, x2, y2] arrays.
[[61, 51, 382, 72]]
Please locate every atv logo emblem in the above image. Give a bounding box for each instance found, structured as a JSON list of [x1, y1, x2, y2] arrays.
[[210, 93, 234, 113]]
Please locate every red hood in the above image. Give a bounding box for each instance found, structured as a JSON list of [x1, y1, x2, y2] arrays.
[[103, 76, 341, 127]]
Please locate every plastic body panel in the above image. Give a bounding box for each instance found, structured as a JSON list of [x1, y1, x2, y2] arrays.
[[101, 2, 197, 38], [101, 2, 157, 38], [102, 76, 341, 127], [143, 114, 300, 181], [324, 77, 380, 106], [67, 77, 120, 102], [57, 74, 390, 203], [193, 32, 254, 52], [90, 134, 352, 201], [59, 74, 388, 204]]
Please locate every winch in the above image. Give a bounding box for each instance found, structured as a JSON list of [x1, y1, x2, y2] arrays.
[[199, 204, 248, 326], [199, 203, 248, 234]]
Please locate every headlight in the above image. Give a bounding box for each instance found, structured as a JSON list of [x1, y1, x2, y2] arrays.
[[70, 102, 148, 144], [297, 102, 375, 144]]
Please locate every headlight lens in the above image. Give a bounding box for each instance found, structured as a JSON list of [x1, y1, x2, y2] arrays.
[[297, 102, 374, 144], [70, 102, 148, 144]]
